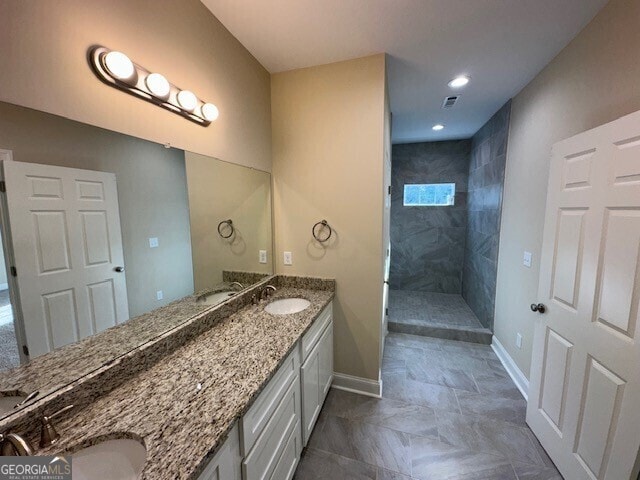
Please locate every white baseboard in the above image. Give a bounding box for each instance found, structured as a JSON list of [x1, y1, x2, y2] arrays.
[[491, 335, 529, 401], [0, 283, 8, 291], [332, 372, 382, 398]]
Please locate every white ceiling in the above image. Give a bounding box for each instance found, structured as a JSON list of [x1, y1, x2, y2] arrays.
[[202, 0, 608, 143]]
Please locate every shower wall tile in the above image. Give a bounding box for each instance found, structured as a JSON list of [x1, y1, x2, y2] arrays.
[[390, 140, 471, 294], [462, 101, 512, 329]]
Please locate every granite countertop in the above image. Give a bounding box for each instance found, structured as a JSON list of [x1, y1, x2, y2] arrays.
[[39, 286, 334, 479], [0, 282, 244, 397]]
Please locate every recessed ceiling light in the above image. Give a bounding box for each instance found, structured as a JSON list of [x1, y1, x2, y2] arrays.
[[448, 75, 470, 89], [432, 124, 445, 131]]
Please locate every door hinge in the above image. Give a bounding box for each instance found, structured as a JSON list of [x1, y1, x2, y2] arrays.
[[388, 185, 393, 195], [0, 181, 5, 193], [22, 345, 29, 356], [385, 308, 389, 316], [10, 266, 17, 277]]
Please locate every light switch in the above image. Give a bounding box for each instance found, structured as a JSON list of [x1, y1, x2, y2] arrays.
[[156, 290, 163, 300], [283, 251, 293, 266], [149, 237, 159, 248], [259, 250, 267, 264], [523, 251, 532, 268]]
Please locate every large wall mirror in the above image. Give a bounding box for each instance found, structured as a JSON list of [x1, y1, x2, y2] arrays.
[[0, 100, 273, 419]]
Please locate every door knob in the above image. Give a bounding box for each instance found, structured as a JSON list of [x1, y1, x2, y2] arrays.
[[114, 266, 125, 272], [530, 303, 546, 314]]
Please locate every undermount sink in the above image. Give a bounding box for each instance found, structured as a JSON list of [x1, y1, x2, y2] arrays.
[[72, 438, 146, 480], [265, 298, 311, 315], [196, 290, 237, 305]]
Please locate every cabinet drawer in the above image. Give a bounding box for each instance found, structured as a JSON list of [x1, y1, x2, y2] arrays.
[[197, 423, 241, 480], [242, 376, 301, 480], [300, 302, 332, 361], [270, 420, 302, 480], [241, 348, 299, 455]]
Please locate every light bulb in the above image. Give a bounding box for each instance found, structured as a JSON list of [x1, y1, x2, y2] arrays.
[[145, 73, 170, 98], [448, 75, 470, 88], [432, 124, 445, 131], [201, 103, 219, 121], [104, 51, 135, 82], [177, 90, 197, 111]]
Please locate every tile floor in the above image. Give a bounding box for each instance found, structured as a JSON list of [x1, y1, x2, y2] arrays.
[[388, 291, 492, 344], [294, 332, 563, 480]]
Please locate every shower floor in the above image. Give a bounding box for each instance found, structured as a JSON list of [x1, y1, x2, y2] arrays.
[[388, 290, 492, 344]]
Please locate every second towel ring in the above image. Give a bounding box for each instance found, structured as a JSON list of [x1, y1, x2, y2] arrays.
[[312, 220, 333, 243], [217, 219, 234, 239]]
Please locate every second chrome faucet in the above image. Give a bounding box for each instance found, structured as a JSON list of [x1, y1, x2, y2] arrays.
[[253, 285, 277, 304]]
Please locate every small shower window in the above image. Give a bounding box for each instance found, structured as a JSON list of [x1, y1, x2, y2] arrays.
[[403, 183, 455, 206]]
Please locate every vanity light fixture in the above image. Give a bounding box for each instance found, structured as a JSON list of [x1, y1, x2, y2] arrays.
[[145, 73, 171, 99], [89, 46, 219, 126], [103, 51, 137, 83], [177, 90, 198, 111], [448, 75, 470, 89], [201, 103, 220, 122], [432, 124, 445, 131]]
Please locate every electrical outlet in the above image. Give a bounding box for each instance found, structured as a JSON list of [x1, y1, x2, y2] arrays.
[[516, 333, 523, 349], [149, 237, 159, 248], [156, 290, 163, 300], [283, 251, 293, 266], [523, 251, 532, 268], [259, 250, 267, 264]]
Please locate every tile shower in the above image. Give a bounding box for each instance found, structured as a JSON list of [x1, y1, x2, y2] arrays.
[[388, 101, 511, 342]]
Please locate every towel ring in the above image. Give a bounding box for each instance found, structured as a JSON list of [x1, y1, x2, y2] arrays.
[[217, 219, 234, 239], [312, 220, 333, 243]]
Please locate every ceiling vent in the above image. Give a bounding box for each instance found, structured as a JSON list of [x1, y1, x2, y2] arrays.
[[442, 95, 460, 109]]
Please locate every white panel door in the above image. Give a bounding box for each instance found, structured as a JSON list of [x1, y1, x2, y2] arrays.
[[527, 110, 640, 480], [2, 160, 129, 358]]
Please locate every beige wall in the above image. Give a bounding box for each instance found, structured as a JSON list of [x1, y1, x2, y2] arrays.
[[185, 152, 273, 291], [0, 0, 271, 172], [272, 55, 387, 382], [0, 101, 194, 317], [496, 0, 640, 377]]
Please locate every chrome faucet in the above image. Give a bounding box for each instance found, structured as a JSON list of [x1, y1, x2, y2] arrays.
[[0, 432, 34, 456], [14, 391, 40, 409], [261, 285, 277, 300], [40, 405, 74, 448], [229, 281, 244, 291]]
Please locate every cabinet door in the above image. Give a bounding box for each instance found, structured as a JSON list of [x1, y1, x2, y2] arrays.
[[198, 424, 241, 480], [270, 420, 302, 480], [301, 346, 321, 446], [318, 322, 333, 403]]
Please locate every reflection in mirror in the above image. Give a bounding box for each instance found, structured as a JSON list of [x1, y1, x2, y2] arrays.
[[0, 100, 273, 419], [186, 152, 272, 295]]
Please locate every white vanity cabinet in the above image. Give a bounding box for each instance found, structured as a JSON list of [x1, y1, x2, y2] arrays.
[[300, 303, 334, 445], [197, 301, 334, 480], [197, 424, 242, 480], [241, 348, 302, 480]]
